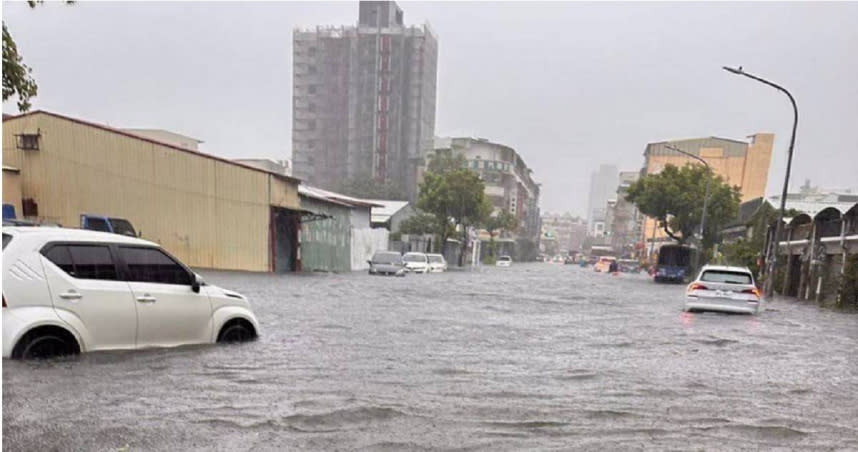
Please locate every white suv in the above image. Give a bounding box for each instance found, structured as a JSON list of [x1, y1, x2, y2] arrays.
[[2, 227, 259, 359], [685, 265, 763, 314]]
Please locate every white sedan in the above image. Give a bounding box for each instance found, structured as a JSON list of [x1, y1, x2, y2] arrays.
[[426, 253, 448, 272], [496, 255, 512, 267], [684, 265, 763, 314], [402, 252, 430, 273], [2, 227, 259, 359]]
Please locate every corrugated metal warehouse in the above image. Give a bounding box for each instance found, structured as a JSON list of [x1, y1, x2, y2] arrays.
[[2, 111, 302, 272]]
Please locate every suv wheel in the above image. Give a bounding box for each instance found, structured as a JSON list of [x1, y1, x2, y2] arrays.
[[13, 328, 79, 360]]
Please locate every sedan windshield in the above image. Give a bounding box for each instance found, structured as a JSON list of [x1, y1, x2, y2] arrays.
[[701, 270, 753, 285], [372, 253, 401, 265]]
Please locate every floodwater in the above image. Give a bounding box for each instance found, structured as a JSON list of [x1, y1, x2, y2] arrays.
[[4, 264, 858, 451]]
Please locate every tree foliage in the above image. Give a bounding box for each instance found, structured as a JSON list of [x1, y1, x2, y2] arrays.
[[2, 23, 38, 111], [398, 211, 438, 236], [625, 163, 741, 248], [2, 1, 71, 111], [484, 209, 518, 259], [337, 177, 405, 201], [417, 153, 491, 261]]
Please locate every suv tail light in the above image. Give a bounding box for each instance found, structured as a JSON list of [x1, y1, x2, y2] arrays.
[[688, 283, 708, 292], [742, 287, 762, 299]]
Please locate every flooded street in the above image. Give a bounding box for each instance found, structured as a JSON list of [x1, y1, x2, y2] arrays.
[[4, 264, 858, 451]]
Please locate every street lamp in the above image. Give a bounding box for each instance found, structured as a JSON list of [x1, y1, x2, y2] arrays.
[[665, 144, 710, 273], [722, 66, 798, 299]]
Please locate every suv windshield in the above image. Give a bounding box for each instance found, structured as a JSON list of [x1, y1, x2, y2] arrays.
[[498, 256, 511, 262], [701, 270, 753, 285], [372, 253, 401, 265]]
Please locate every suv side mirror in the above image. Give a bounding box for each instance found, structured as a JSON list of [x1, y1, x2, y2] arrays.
[[191, 273, 204, 293]]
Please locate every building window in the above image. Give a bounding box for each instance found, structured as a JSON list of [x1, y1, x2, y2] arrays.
[[308, 85, 317, 94], [17, 133, 40, 150], [308, 65, 318, 74], [308, 103, 316, 113]]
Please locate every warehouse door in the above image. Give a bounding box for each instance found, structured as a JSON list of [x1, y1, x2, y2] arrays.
[[271, 207, 299, 272]]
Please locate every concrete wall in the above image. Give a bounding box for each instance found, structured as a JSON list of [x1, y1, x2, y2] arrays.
[[351, 228, 389, 271], [2, 112, 300, 272]]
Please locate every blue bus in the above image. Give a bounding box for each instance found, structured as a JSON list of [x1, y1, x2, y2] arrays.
[[654, 244, 696, 283]]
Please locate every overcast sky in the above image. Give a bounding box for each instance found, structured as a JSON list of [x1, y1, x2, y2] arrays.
[[3, 1, 857, 216]]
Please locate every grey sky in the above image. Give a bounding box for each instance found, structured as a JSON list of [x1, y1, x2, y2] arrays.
[[3, 1, 857, 217]]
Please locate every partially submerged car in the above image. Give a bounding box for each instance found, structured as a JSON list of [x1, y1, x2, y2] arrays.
[[402, 252, 430, 273], [496, 255, 512, 267], [593, 256, 616, 273], [427, 253, 448, 272], [368, 251, 406, 276], [684, 265, 762, 315], [2, 227, 258, 360]]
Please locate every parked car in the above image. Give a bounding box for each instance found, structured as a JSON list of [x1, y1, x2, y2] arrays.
[[402, 252, 430, 273], [496, 255, 512, 267], [684, 265, 762, 315], [368, 251, 406, 276], [80, 214, 138, 237], [618, 259, 639, 273], [427, 253, 448, 272], [594, 256, 617, 273], [1, 227, 258, 360], [564, 255, 575, 265]]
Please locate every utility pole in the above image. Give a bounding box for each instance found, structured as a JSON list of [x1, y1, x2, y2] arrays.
[[723, 66, 798, 299]]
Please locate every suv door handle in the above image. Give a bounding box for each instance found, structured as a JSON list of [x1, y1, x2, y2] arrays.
[[59, 290, 82, 300], [136, 295, 157, 303]]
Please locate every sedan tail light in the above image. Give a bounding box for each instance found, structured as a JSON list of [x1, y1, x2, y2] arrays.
[[688, 283, 708, 292], [742, 287, 762, 299]]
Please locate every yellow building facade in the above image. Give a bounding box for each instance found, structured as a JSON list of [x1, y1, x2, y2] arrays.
[[2, 111, 301, 272], [640, 133, 774, 246]]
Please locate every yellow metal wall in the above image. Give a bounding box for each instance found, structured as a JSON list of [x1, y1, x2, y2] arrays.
[[2, 113, 300, 272], [2, 169, 23, 216]]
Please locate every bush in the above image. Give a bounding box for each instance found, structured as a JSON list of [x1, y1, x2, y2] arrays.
[[837, 254, 858, 309]]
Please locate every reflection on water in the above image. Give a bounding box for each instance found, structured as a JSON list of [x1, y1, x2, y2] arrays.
[[4, 265, 858, 450]]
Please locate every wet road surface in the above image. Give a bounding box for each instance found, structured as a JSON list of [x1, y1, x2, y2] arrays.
[[4, 264, 858, 451]]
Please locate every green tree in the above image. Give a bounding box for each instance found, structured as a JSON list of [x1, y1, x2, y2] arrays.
[[625, 163, 741, 249], [2, 1, 72, 111], [417, 155, 491, 264], [484, 209, 518, 261], [398, 211, 437, 236], [336, 177, 405, 200]]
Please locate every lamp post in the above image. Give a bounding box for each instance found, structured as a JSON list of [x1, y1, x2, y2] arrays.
[[665, 144, 710, 274], [723, 66, 798, 299]]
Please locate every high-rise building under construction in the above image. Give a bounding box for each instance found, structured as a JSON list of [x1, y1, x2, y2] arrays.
[[292, 1, 438, 200]]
